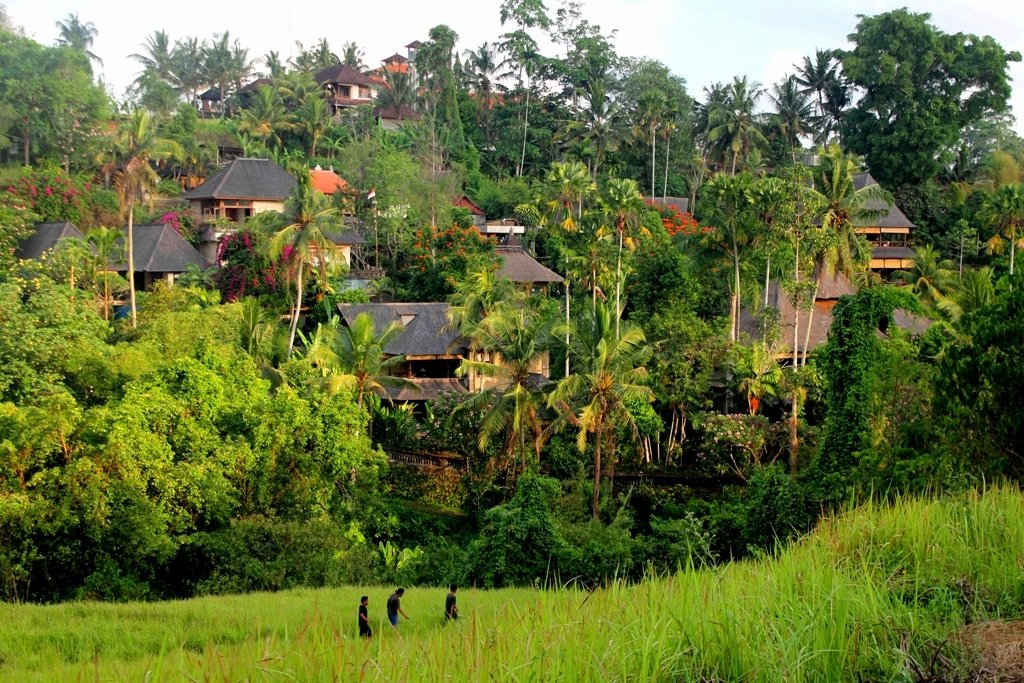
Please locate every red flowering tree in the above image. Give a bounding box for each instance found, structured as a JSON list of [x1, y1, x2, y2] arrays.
[[645, 199, 709, 237], [212, 229, 289, 304], [402, 223, 496, 300]]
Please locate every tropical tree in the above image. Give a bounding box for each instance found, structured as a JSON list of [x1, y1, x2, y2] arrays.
[[262, 174, 343, 355], [238, 85, 294, 149], [894, 245, 955, 310], [55, 13, 101, 67], [938, 266, 997, 321], [113, 109, 181, 327], [498, 0, 551, 176], [769, 75, 817, 163], [544, 160, 594, 232], [707, 76, 767, 175], [306, 312, 412, 408], [341, 41, 366, 70], [601, 178, 647, 336], [793, 49, 838, 120], [634, 89, 668, 198], [981, 183, 1024, 276], [295, 92, 331, 158], [262, 50, 287, 78], [455, 302, 555, 470], [448, 264, 518, 335], [734, 342, 783, 414], [548, 303, 653, 518], [376, 68, 417, 122], [463, 41, 506, 143]]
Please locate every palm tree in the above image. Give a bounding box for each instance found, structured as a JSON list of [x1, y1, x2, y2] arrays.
[[463, 42, 505, 144], [793, 49, 837, 118], [341, 41, 366, 70], [113, 110, 181, 328], [306, 312, 412, 408], [560, 232, 615, 313], [238, 85, 294, 149], [376, 69, 417, 121], [295, 92, 331, 158], [263, 174, 343, 356], [734, 343, 783, 414], [55, 13, 101, 67], [545, 161, 594, 232], [548, 303, 653, 518], [769, 75, 817, 164], [634, 90, 668, 198], [448, 264, 517, 334], [601, 178, 646, 337], [455, 303, 555, 471], [262, 50, 287, 79], [707, 76, 768, 175], [982, 183, 1024, 276], [87, 227, 126, 320], [171, 37, 206, 106], [699, 172, 757, 341], [894, 245, 955, 311], [939, 267, 997, 321]]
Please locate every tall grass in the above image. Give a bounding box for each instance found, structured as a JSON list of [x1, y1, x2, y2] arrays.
[[2, 486, 1023, 681]]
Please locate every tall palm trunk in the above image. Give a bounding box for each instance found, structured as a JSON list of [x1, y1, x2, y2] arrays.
[[730, 235, 741, 342], [287, 259, 305, 356], [127, 204, 137, 329], [616, 230, 623, 339], [802, 282, 819, 368], [592, 415, 604, 519], [518, 83, 530, 177], [650, 132, 657, 200], [663, 134, 671, 202], [565, 282, 570, 378]]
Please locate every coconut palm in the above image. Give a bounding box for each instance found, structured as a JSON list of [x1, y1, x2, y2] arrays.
[[634, 89, 668, 198], [238, 85, 294, 150], [263, 174, 343, 356], [455, 302, 556, 470], [306, 312, 413, 408], [707, 76, 768, 175], [769, 75, 817, 163], [548, 303, 653, 518], [341, 41, 366, 70], [793, 49, 838, 118], [295, 92, 331, 158], [262, 50, 286, 79], [448, 264, 518, 335], [376, 69, 417, 122], [171, 37, 206, 106], [130, 30, 175, 83], [464, 42, 505, 143], [939, 266, 997, 321], [561, 232, 615, 313], [113, 110, 181, 328], [55, 13, 101, 67], [545, 160, 594, 233], [982, 183, 1024, 276], [894, 245, 955, 310]]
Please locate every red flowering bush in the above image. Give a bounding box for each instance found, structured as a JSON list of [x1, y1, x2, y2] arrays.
[[0, 167, 118, 228], [158, 209, 202, 246], [213, 229, 289, 303], [645, 199, 709, 237]]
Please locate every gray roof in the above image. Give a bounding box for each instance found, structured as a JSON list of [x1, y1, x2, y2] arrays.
[[324, 229, 366, 246], [338, 302, 466, 357], [114, 224, 208, 273], [853, 173, 916, 229], [182, 158, 296, 201], [495, 246, 563, 284], [236, 78, 272, 95], [314, 63, 376, 87], [17, 221, 84, 260]]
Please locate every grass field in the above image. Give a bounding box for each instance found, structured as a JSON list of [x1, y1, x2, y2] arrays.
[[3, 486, 1024, 681]]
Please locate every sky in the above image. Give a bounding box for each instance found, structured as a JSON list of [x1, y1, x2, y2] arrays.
[[5, 0, 1024, 132]]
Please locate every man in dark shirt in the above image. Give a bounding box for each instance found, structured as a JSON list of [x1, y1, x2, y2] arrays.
[[386, 587, 408, 629], [358, 595, 372, 638], [445, 584, 459, 623]]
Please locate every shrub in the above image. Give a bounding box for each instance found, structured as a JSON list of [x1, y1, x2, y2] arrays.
[[742, 464, 812, 550]]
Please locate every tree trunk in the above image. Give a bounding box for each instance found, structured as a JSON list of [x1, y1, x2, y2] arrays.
[[518, 82, 530, 177], [730, 238, 741, 342], [730, 148, 738, 176], [23, 122, 30, 166], [616, 229, 623, 339], [789, 390, 799, 474], [128, 204, 137, 329], [663, 134, 671, 203], [801, 283, 819, 368], [592, 419, 604, 519], [650, 132, 657, 200], [792, 242, 800, 370], [565, 282, 570, 378], [764, 254, 771, 309], [287, 259, 305, 356]]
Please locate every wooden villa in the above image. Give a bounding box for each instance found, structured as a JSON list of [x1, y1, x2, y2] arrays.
[[853, 172, 916, 272], [314, 64, 377, 116]]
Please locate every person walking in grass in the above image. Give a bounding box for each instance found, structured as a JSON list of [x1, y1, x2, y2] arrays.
[[387, 588, 409, 629], [358, 595, 372, 638], [444, 584, 459, 624]]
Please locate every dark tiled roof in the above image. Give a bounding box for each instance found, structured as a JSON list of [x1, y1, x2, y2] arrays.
[[382, 53, 409, 64], [182, 158, 296, 201], [495, 246, 563, 284], [338, 302, 466, 357], [17, 221, 84, 260], [324, 229, 365, 245], [114, 224, 208, 273], [404, 40, 423, 49], [237, 78, 272, 94], [387, 378, 467, 401], [374, 104, 420, 121], [315, 63, 376, 87], [853, 173, 916, 229], [199, 88, 221, 101]]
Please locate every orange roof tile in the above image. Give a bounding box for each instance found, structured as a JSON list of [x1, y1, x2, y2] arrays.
[[310, 168, 351, 195]]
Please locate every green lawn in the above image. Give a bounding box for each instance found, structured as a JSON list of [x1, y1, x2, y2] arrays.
[[3, 486, 1023, 681]]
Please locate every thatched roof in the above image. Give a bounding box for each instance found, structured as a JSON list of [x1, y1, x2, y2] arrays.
[[114, 224, 208, 273], [17, 221, 84, 260], [495, 246, 563, 284], [182, 158, 296, 201], [853, 173, 916, 229], [338, 302, 466, 357]]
